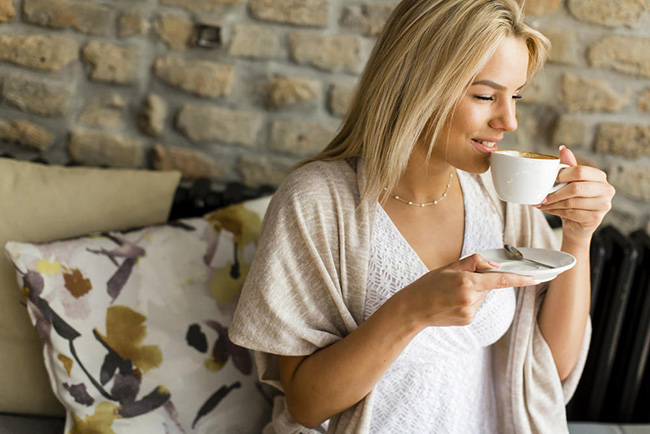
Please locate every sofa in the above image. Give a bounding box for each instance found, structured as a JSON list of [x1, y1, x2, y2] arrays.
[[0, 157, 648, 434], [0, 157, 275, 433]]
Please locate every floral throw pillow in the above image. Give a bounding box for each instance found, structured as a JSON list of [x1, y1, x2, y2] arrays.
[[4, 196, 273, 433]]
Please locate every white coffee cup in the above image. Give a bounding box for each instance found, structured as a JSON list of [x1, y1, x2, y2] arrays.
[[490, 150, 569, 205]]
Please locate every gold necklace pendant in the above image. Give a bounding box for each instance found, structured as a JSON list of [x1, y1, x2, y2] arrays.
[[384, 171, 454, 207]]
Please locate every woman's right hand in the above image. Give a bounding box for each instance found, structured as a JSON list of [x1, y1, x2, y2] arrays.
[[401, 253, 539, 328]]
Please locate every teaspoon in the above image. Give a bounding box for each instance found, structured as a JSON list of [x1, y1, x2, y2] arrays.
[[503, 244, 555, 269]]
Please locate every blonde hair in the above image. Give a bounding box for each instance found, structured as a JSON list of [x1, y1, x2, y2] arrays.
[[300, 0, 550, 203]]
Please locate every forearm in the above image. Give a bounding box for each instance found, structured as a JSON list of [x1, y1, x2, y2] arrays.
[[281, 290, 423, 428], [537, 237, 591, 380]]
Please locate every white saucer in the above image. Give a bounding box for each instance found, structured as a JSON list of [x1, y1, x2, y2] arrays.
[[475, 247, 576, 283]]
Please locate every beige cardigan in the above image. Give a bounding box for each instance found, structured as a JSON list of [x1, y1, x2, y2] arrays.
[[230, 159, 590, 434]]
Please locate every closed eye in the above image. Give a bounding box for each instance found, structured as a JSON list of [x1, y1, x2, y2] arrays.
[[473, 95, 522, 102]]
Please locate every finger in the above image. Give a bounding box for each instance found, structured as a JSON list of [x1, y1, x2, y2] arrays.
[[538, 206, 606, 225], [542, 180, 611, 205], [454, 253, 501, 272], [556, 165, 608, 184], [475, 272, 538, 290], [540, 193, 612, 211], [559, 145, 578, 167]]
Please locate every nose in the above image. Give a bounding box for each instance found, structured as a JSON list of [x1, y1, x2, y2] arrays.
[[490, 99, 518, 132]]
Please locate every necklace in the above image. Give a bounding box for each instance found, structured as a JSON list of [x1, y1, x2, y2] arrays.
[[383, 170, 454, 207]]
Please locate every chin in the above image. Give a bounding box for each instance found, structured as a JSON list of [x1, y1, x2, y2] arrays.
[[461, 157, 491, 174]]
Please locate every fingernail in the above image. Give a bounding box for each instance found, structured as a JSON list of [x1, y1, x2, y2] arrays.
[[488, 261, 501, 268], [529, 279, 541, 285], [559, 145, 566, 151]]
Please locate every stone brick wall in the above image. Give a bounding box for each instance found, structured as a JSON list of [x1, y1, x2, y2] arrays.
[[0, 0, 648, 232]]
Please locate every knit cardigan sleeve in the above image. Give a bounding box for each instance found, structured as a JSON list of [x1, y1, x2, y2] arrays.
[[229, 160, 375, 433]]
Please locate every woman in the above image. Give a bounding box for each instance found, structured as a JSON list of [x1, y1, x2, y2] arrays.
[[230, 0, 615, 432]]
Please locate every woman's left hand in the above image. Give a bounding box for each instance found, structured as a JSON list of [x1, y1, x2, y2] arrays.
[[535, 145, 616, 245]]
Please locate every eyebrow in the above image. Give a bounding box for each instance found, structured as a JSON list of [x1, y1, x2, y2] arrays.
[[471, 80, 526, 91]]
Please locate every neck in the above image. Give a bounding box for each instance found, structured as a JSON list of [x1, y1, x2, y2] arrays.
[[391, 147, 454, 204]]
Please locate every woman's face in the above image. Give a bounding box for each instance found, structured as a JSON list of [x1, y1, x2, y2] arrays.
[[433, 36, 530, 173]]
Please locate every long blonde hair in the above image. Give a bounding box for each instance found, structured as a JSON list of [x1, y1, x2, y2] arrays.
[[300, 0, 550, 203]]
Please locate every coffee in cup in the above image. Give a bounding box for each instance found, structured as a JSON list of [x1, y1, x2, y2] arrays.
[[490, 150, 569, 205]]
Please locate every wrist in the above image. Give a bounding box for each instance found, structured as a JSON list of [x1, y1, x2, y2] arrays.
[[386, 285, 429, 337], [560, 225, 595, 247], [560, 235, 591, 256]]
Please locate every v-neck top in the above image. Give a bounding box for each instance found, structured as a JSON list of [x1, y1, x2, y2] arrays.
[[364, 170, 516, 433]]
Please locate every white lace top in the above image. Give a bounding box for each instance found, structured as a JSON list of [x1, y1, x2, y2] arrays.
[[364, 170, 516, 434]]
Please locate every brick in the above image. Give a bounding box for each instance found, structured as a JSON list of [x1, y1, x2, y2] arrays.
[[78, 94, 125, 128], [153, 144, 227, 179], [0, 34, 78, 72], [23, 0, 113, 36], [560, 73, 628, 113], [517, 0, 562, 16], [289, 32, 363, 73], [229, 24, 279, 59], [82, 41, 139, 84], [269, 119, 336, 156], [340, 3, 394, 36], [329, 83, 355, 116], [239, 154, 294, 187], [568, 0, 649, 28], [250, 0, 328, 27], [639, 88, 650, 112], [608, 163, 650, 203], [543, 28, 579, 65], [154, 56, 234, 98], [553, 116, 590, 149], [595, 123, 650, 158], [0, 0, 15, 22], [119, 10, 150, 38], [138, 94, 167, 137], [154, 12, 194, 50], [2, 74, 71, 117], [0, 119, 54, 151], [68, 129, 144, 168], [266, 76, 320, 109], [160, 0, 241, 13], [176, 104, 262, 146], [589, 36, 650, 78]]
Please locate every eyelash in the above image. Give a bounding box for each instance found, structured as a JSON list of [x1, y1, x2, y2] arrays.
[[474, 95, 523, 101]]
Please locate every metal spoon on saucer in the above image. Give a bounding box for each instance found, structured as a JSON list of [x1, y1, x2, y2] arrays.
[[503, 244, 555, 269]]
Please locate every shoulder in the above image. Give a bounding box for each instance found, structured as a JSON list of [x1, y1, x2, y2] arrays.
[[274, 159, 359, 207]]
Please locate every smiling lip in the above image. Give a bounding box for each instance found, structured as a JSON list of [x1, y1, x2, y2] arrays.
[[471, 138, 501, 154]]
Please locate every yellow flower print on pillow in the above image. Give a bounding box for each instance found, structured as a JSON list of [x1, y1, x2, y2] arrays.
[[97, 305, 162, 373]]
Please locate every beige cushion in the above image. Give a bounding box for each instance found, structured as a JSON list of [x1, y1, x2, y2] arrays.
[[0, 158, 181, 417]]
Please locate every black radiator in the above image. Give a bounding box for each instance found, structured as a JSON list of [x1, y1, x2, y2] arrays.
[[567, 226, 650, 423]]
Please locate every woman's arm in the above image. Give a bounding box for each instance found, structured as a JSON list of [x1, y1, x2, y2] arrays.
[[279, 290, 420, 429], [536, 146, 615, 380], [537, 238, 591, 380], [279, 255, 539, 428]]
